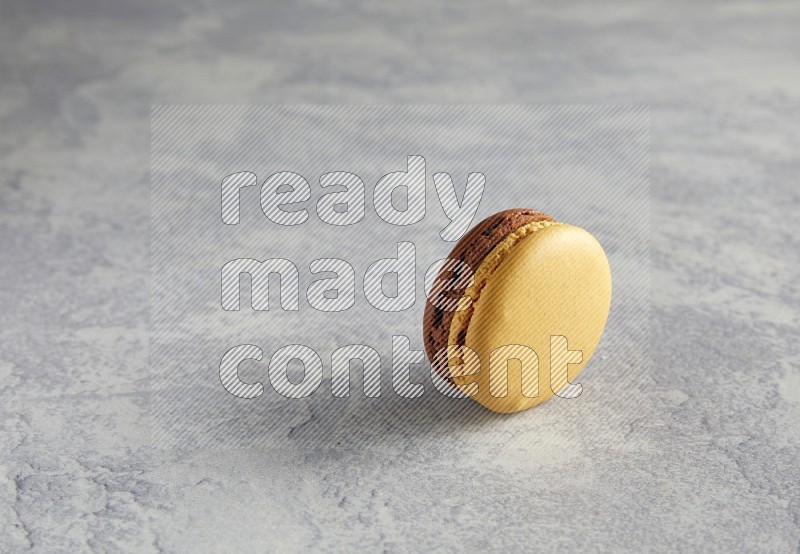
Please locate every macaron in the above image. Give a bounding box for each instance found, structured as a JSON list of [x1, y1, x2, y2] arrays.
[[423, 209, 612, 413]]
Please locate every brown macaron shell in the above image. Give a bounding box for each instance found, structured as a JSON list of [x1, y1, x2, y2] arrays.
[[423, 208, 554, 384]]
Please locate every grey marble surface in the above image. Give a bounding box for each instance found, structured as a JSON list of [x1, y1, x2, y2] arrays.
[[1, 1, 799, 552]]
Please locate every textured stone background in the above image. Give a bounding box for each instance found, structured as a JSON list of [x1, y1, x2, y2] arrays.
[[1, 1, 798, 552]]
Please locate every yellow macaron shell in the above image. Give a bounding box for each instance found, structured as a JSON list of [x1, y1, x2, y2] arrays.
[[449, 223, 612, 413]]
